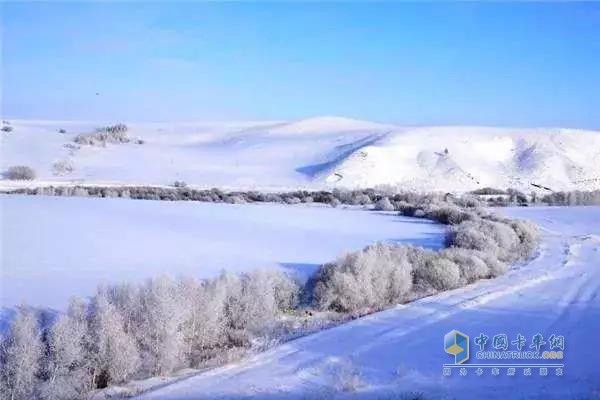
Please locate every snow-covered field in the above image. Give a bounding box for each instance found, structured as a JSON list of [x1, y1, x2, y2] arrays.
[[0, 195, 444, 310], [133, 206, 600, 400], [2, 117, 599, 192]]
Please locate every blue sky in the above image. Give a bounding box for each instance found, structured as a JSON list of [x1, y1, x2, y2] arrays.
[[2, 2, 600, 127]]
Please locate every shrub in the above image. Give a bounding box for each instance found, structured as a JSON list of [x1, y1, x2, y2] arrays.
[[470, 187, 507, 195], [374, 197, 394, 211], [329, 198, 341, 208], [284, 196, 301, 205], [225, 195, 246, 204], [4, 165, 36, 180], [425, 204, 475, 225], [58, 129, 67, 134], [173, 181, 187, 188], [440, 248, 489, 283], [52, 160, 73, 176], [1, 125, 13, 133], [414, 256, 461, 291], [509, 220, 539, 258], [473, 250, 507, 277], [74, 124, 130, 146], [413, 209, 426, 218], [313, 243, 413, 312]]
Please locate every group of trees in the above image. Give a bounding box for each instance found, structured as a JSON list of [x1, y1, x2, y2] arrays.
[[0, 270, 299, 400], [539, 190, 600, 206], [0, 193, 541, 398], [311, 201, 538, 313], [471, 187, 600, 207], [3, 185, 459, 210]]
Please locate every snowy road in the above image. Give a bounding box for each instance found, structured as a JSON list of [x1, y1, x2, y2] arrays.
[[137, 206, 600, 399]]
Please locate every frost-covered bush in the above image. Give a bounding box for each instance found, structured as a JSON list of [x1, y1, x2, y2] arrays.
[[396, 201, 420, 217], [446, 219, 520, 263], [440, 248, 489, 283], [225, 195, 246, 204], [329, 198, 341, 207], [415, 256, 461, 292], [74, 124, 130, 146], [473, 250, 507, 278], [425, 204, 475, 225], [313, 243, 413, 312], [52, 160, 73, 176], [284, 196, 301, 205], [313, 198, 538, 312], [508, 219, 539, 258], [4, 165, 36, 180], [470, 187, 507, 195], [374, 197, 394, 211]]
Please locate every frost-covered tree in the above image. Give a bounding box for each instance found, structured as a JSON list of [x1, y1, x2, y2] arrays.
[[88, 293, 139, 387], [40, 307, 90, 400], [137, 276, 186, 375], [0, 309, 42, 400]]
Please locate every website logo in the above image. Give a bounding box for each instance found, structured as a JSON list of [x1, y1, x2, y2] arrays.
[[445, 330, 469, 364]]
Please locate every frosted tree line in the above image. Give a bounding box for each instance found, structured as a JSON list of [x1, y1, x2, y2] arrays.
[[0, 195, 539, 399], [3, 183, 600, 207], [311, 201, 538, 312], [0, 270, 299, 400]]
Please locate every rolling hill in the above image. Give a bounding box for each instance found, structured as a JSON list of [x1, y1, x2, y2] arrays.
[[1, 117, 599, 192]]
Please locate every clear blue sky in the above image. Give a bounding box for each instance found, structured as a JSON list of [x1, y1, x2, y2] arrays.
[[2, 2, 600, 128]]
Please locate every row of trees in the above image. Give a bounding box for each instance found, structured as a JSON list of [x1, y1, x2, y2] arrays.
[[16, 184, 600, 208], [0, 270, 299, 400], [471, 187, 600, 206], [311, 201, 538, 312], [539, 190, 600, 206], [3, 185, 465, 210]]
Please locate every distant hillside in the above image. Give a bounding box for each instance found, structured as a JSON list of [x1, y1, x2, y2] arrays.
[[1, 118, 599, 192]]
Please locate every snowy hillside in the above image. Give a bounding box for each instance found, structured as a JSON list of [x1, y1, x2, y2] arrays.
[[1, 118, 599, 192], [135, 206, 600, 400]]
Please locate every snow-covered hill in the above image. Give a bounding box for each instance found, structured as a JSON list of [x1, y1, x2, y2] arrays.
[[1, 118, 599, 192]]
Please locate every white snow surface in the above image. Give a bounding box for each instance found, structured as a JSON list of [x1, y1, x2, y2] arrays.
[[2, 118, 599, 192], [134, 206, 600, 400], [0, 195, 444, 310]]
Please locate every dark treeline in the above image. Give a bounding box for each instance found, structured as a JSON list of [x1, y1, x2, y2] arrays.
[[471, 187, 600, 207], [1, 184, 461, 208], [4, 184, 600, 207]]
